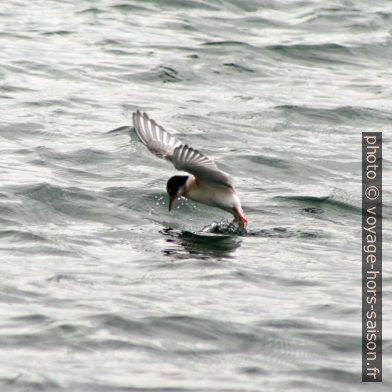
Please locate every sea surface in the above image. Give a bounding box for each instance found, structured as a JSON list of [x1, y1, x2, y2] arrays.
[[0, 0, 391, 391]]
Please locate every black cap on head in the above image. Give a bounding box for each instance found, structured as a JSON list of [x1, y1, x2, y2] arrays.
[[166, 175, 188, 196]]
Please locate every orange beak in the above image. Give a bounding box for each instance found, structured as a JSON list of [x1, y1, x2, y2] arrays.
[[168, 195, 176, 211]]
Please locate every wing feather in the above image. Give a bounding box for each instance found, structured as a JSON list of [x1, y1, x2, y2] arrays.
[[172, 144, 233, 188], [133, 111, 234, 188], [132, 110, 182, 160]]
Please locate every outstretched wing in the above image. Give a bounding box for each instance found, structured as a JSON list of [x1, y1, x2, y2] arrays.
[[133, 111, 233, 188], [172, 144, 233, 188], [132, 110, 182, 161]]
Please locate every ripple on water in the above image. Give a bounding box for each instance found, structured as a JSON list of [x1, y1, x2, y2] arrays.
[[159, 226, 241, 260], [35, 146, 113, 166], [85, 312, 317, 364], [267, 43, 353, 65], [275, 194, 361, 213], [9, 183, 131, 225], [276, 104, 392, 126], [133, 65, 186, 84]]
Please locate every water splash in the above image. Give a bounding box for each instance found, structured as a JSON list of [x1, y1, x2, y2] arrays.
[[201, 220, 248, 236]]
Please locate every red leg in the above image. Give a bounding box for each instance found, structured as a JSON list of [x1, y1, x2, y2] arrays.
[[232, 207, 247, 225]]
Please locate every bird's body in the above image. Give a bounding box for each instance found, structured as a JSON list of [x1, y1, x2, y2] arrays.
[[184, 175, 241, 214], [132, 111, 247, 225]]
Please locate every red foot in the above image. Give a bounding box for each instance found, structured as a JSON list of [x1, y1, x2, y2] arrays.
[[232, 207, 247, 225]]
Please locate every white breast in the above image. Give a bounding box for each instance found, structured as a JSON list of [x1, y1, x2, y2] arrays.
[[185, 181, 241, 214]]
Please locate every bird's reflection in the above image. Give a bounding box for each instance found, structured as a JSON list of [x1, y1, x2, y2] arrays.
[[160, 227, 242, 260]]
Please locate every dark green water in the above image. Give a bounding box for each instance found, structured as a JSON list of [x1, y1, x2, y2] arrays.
[[0, 1, 391, 391]]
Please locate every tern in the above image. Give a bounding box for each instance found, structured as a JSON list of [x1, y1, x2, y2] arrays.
[[132, 111, 247, 225]]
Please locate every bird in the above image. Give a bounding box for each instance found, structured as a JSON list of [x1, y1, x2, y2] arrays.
[[132, 110, 247, 225]]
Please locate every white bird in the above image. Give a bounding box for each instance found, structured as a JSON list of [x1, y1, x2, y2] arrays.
[[132, 111, 247, 225]]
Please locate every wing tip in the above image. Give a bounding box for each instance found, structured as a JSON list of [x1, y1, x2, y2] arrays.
[[133, 109, 145, 119], [133, 110, 141, 126], [133, 110, 153, 127]]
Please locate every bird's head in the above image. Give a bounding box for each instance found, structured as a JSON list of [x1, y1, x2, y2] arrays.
[[166, 175, 188, 211]]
